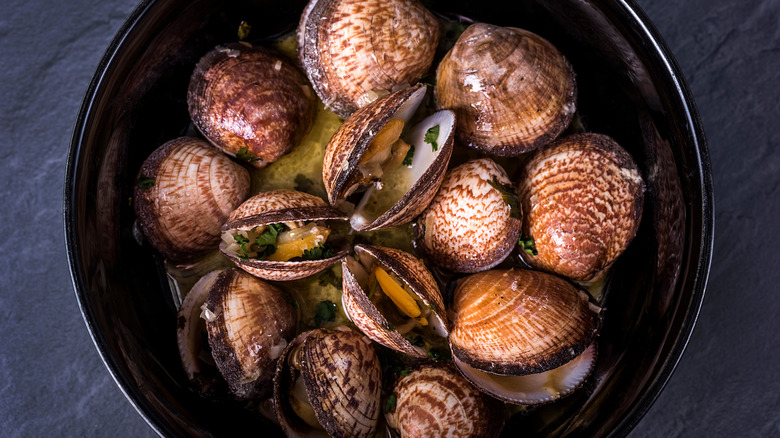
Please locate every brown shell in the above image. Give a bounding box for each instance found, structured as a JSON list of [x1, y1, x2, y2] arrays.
[[436, 23, 577, 155], [134, 137, 250, 262], [220, 189, 349, 281], [416, 158, 521, 273], [273, 327, 382, 438], [188, 42, 315, 168], [385, 363, 505, 438], [203, 268, 297, 399], [448, 269, 601, 375], [341, 245, 448, 358], [517, 133, 645, 281], [298, 0, 439, 117]]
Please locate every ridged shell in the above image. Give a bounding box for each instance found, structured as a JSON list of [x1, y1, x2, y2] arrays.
[[220, 189, 349, 281], [188, 43, 316, 168], [202, 268, 297, 399], [273, 327, 382, 438], [436, 23, 576, 155], [298, 0, 440, 117], [517, 133, 644, 281], [322, 85, 455, 231], [385, 363, 505, 438], [448, 269, 601, 375], [341, 245, 448, 358], [416, 158, 521, 273], [134, 137, 250, 262]]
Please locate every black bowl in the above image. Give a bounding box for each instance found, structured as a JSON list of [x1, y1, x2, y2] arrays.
[[65, 0, 713, 436]]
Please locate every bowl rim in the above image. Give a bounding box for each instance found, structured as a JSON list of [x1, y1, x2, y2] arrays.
[[63, 0, 714, 436]]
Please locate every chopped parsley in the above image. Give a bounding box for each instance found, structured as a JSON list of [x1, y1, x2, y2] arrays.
[[300, 242, 335, 260], [136, 174, 155, 189], [233, 234, 251, 258], [314, 300, 337, 327], [399, 368, 412, 376], [402, 144, 415, 167], [519, 236, 538, 256], [235, 146, 260, 163], [384, 394, 397, 413], [424, 125, 440, 152], [254, 223, 284, 247], [487, 176, 522, 219]]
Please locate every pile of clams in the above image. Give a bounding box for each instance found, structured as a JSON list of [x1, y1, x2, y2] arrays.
[[132, 0, 646, 435]]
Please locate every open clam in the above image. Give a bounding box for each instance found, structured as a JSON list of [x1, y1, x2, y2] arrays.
[[517, 133, 645, 281], [298, 0, 440, 117], [322, 84, 455, 231], [341, 244, 448, 358], [436, 23, 577, 155], [273, 327, 382, 437], [134, 137, 250, 262], [220, 189, 349, 281]]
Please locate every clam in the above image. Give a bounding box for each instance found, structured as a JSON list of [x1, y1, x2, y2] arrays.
[[448, 269, 601, 404], [436, 23, 577, 155], [517, 132, 645, 281], [415, 158, 521, 273], [385, 363, 505, 438], [273, 327, 382, 437], [188, 42, 316, 168], [201, 268, 297, 399], [134, 137, 250, 262], [322, 84, 455, 231], [220, 189, 350, 281], [341, 244, 448, 358], [297, 0, 440, 117]]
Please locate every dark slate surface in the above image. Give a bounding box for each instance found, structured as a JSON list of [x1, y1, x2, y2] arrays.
[[0, 0, 777, 436]]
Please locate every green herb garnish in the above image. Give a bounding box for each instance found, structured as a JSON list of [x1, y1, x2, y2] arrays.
[[301, 242, 335, 261], [384, 394, 397, 413], [519, 236, 538, 256], [402, 144, 415, 167], [237, 20, 252, 40], [235, 146, 260, 163], [136, 174, 155, 189], [487, 176, 522, 219], [406, 335, 424, 347], [314, 300, 337, 327], [399, 368, 412, 376], [424, 125, 440, 152], [233, 234, 250, 258], [254, 223, 284, 247]]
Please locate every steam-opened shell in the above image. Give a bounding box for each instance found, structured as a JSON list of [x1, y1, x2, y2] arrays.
[[298, 0, 440, 117], [273, 327, 382, 438], [220, 190, 349, 281], [134, 137, 250, 262], [202, 268, 297, 399], [449, 269, 601, 376], [385, 363, 505, 438], [188, 43, 315, 168], [416, 158, 521, 273], [341, 245, 448, 358], [517, 133, 644, 281], [436, 23, 576, 155], [322, 84, 455, 231]]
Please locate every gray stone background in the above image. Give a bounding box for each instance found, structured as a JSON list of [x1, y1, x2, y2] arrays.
[[0, 0, 777, 436]]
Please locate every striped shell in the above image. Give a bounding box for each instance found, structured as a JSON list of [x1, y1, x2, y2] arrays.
[[298, 0, 439, 117], [133, 137, 250, 262], [202, 268, 297, 399], [436, 23, 576, 155], [188, 42, 316, 168], [416, 158, 521, 273], [273, 327, 382, 437], [448, 269, 601, 376], [517, 133, 644, 281], [220, 189, 349, 281], [385, 363, 505, 438], [341, 245, 448, 358]]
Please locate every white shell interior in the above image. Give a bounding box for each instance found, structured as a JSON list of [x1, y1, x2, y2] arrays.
[[177, 270, 220, 380]]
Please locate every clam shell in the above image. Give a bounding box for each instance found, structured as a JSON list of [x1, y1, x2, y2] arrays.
[[436, 23, 577, 155], [517, 133, 645, 281], [202, 268, 297, 399], [134, 137, 250, 262], [448, 269, 601, 376], [177, 270, 221, 394], [341, 245, 448, 358], [220, 189, 349, 281], [188, 43, 315, 168], [298, 0, 439, 117], [385, 363, 505, 438], [273, 327, 382, 438], [416, 158, 521, 273]]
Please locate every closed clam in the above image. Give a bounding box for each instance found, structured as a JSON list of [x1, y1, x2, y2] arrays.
[[385, 363, 505, 438], [341, 244, 448, 358], [416, 158, 521, 273], [517, 133, 644, 281], [436, 23, 577, 155], [188, 42, 316, 168], [298, 0, 440, 117], [273, 327, 382, 437], [322, 84, 455, 231], [201, 268, 297, 399], [220, 189, 349, 281], [134, 137, 250, 262]]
